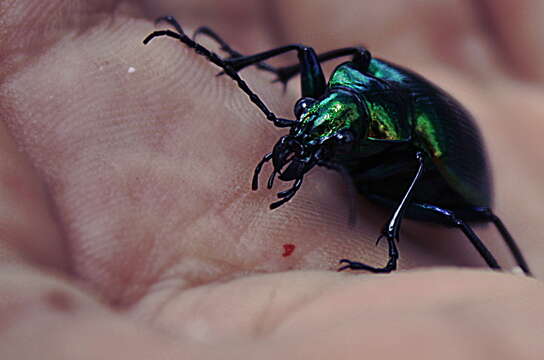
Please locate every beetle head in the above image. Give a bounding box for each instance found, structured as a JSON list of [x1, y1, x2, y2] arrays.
[[253, 89, 366, 209]]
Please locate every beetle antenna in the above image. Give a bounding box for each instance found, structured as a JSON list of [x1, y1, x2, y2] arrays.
[[143, 16, 295, 129]]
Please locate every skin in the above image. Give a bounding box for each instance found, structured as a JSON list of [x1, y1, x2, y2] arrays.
[[1, 0, 544, 358]]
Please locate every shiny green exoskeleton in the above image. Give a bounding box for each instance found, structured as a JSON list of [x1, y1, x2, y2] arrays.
[[144, 16, 531, 275]]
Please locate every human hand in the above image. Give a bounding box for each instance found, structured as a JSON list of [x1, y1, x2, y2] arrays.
[[1, 1, 544, 358]]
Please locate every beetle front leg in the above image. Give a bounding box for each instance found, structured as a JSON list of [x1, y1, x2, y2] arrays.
[[338, 152, 425, 273]]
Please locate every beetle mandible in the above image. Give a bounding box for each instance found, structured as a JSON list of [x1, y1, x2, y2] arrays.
[[143, 16, 531, 275]]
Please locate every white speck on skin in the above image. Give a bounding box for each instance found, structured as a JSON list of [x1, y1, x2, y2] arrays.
[[128, 66, 136, 73]]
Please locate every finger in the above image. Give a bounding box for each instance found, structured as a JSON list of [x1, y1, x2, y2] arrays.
[[152, 269, 544, 360], [0, 117, 67, 271], [0, 265, 218, 360]]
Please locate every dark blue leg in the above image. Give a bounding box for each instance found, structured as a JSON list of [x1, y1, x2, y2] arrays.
[[192, 26, 372, 96], [192, 26, 279, 75], [434, 206, 530, 275], [338, 152, 425, 273], [478, 209, 531, 275], [411, 204, 502, 270], [217, 44, 327, 98], [266, 47, 372, 85]]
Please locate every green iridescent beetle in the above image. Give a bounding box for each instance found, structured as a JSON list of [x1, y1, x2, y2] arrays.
[[144, 16, 531, 275]]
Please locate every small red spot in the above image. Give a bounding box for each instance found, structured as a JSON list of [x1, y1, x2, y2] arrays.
[[282, 243, 296, 257]]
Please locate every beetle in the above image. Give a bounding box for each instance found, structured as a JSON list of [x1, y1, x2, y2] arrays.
[[143, 16, 531, 275]]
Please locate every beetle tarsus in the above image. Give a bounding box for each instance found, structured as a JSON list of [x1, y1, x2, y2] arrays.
[[338, 235, 398, 273], [337, 258, 397, 273]]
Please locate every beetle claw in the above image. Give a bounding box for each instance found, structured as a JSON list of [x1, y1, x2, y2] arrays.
[[337, 259, 374, 272], [337, 260, 353, 272], [337, 259, 395, 273]]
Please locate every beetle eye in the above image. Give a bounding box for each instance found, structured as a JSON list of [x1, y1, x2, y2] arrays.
[[332, 130, 355, 153], [335, 130, 354, 144], [293, 97, 316, 119]]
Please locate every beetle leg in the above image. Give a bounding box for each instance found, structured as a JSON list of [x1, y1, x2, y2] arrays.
[[219, 44, 326, 98], [192, 26, 279, 76], [190, 29, 371, 91], [477, 209, 531, 276], [143, 16, 294, 129], [269, 47, 372, 86], [380, 152, 425, 241], [338, 236, 399, 273], [232, 46, 371, 91], [192, 26, 240, 58], [452, 215, 501, 270], [413, 205, 502, 271], [338, 152, 425, 273]]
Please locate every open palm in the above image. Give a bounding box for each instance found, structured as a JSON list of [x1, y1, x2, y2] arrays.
[[1, 1, 544, 358]]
